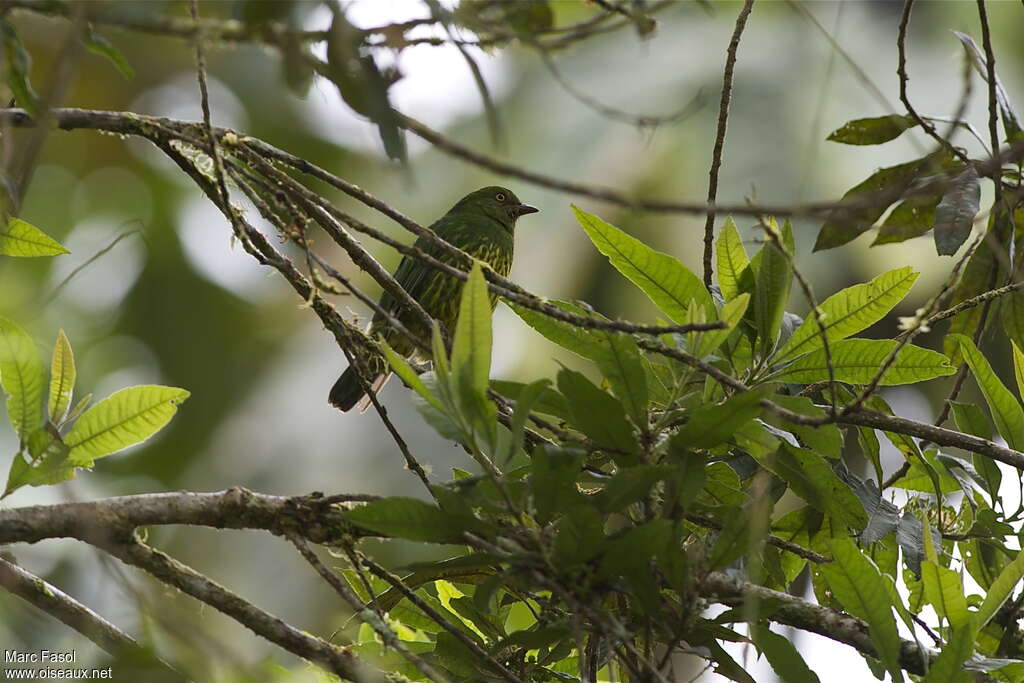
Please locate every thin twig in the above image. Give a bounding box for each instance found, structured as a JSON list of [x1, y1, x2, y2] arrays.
[[703, 0, 755, 288]]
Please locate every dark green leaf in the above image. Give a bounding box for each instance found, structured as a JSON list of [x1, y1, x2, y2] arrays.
[[593, 330, 647, 428], [451, 263, 497, 451], [873, 193, 942, 245], [749, 624, 822, 683], [556, 368, 637, 456], [509, 300, 608, 362], [0, 21, 41, 117], [934, 166, 981, 256], [752, 221, 793, 355], [826, 114, 918, 145], [762, 395, 843, 458], [82, 24, 134, 79], [593, 464, 671, 513], [530, 445, 583, 523], [490, 379, 569, 421], [344, 497, 482, 543], [670, 389, 765, 450]]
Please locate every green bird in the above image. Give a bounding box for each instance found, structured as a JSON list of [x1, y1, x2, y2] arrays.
[[329, 186, 538, 412]]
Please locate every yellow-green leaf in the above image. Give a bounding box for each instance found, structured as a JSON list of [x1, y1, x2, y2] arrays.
[[775, 267, 919, 362], [65, 385, 190, 464], [47, 330, 75, 423], [573, 206, 714, 321], [451, 262, 492, 400], [0, 218, 69, 257], [715, 217, 749, 302], [770, 339, 955, 386], [0, 316, 45, 438], [977, 548, 1024, 629], [953, 334, 1024, 451]]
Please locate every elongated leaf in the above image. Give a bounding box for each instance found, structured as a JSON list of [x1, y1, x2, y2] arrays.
[[344, 497, 482, 543], [762, 395, 843, 458], [822, 538, 904, 683], [952, 31, 1022, 143], [501, 378, 550, 463], [934, 166, 981, 256], [920, 620, 975, 683], [0, 21, 40, 116], [920, 560, 970, 628], [593, 465, 671, 513], [573, 206, 714, 320], [0, 218, 69, 257], [670, 389, 765, 450], [47, 330, 75, 423], [753, 221, 793, 355], [814, 154, 943, 251], [594, 330, 647, 427], [0, 316, 44, 438], [1005, 291, 1024, 359], [380, 340, 443, 412], [775, 267, 919, 362], [509, 300, 608, 362], [827, 115, 918, 146], [977, 548, 1024, 629], [556, 368, 636, 456], [694, 293, 749, 359], [452, 263, 491, 401], [771, 339, 955, 385], [749, 624, 822, 683], [65, 385, 190, 464], [490, 379, 569, 421], [758, 443, 867, 531], [945, 221, 998, 364], [82, 24, 134, 79], [952, 334, 1024, 451], [716, 217, 749, 302], [873, 193, 942, 246]]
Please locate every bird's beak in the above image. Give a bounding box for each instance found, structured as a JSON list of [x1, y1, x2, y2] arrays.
[[513, 203, 539, 217]]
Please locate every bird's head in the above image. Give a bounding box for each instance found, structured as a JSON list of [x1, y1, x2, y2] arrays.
[[452, 186, 539, 233]]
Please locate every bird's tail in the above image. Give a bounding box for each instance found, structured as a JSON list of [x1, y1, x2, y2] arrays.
[[329, 367, 392, 413]]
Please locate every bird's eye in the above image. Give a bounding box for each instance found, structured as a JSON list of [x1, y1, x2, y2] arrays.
[[495, 192, 506, 202]]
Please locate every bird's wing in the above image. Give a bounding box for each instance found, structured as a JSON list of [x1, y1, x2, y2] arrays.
[[374, 218, 452, 322]]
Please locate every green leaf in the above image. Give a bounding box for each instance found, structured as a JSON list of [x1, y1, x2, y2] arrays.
[[821, 538, 904, 683], [752, 220, 793, 355], [452, 263, 491, 400], [500, 379, 551, 463], [593, 330, 647, 427], [82, 24, 134, 79], [934, 166, 981, 256], [47, 330, 75, 423], [951, 400, 1000, 501], [920, 560, 970, 628], [64, 385, 190, 464], [774, 267, 919, 362], [920, 619, 976, 683], [0, 218, 69, 258], [490, 379, 569, 421], [758, 443, 867, 531], [770, 339, 955, 385], [4, 449, 75, 498], [556, 368, 637, 456], [380, 340, 443, 412], [530, 445, 583, 523], [509, 300, 608, 362], [694, 293, 749, 359], [977, 546, 1024, 629], [670, 389, 765, 450], [749, 624, 822, 683], [1006, 293, 1024, 363], [0, 316, 44, 438], [573, 206, 714, 320], [451, 263, 497, 451], [814, 154, 943, 251], [762, 395, 843, 458], [0, 21, 41, 117], [715, 217, 749, 302], [344, 497, 481, 544], [593, 465, 671, 513], [827, 115, 918, 145], [872, 193, 942, 246], [952, 334, 1024, 451]]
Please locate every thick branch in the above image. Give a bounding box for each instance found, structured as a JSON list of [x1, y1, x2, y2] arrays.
[[0, 487, 373, 546]]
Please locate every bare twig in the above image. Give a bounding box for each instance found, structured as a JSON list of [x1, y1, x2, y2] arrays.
[[703, 0, 755, 288]]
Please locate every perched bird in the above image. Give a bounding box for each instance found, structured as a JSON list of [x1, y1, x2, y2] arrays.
[[329, 186, 538, 412]]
